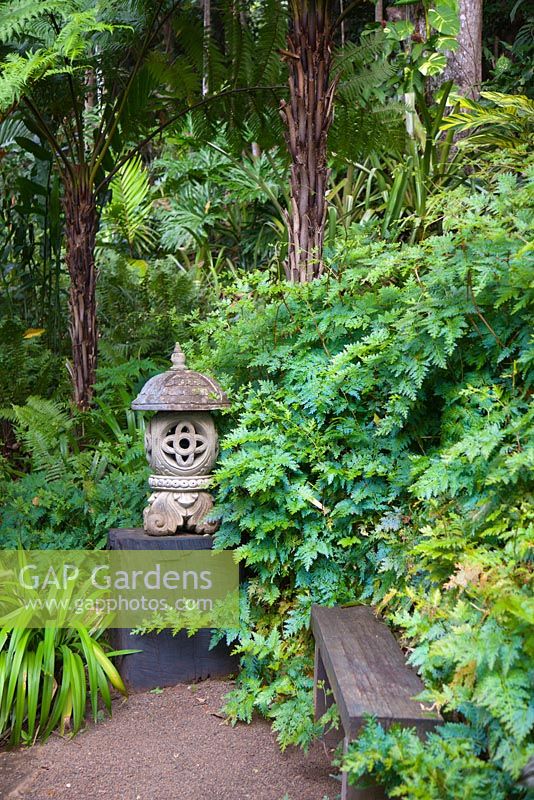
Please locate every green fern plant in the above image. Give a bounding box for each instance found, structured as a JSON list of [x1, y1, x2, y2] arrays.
[[154, 123, 287, 273], [0, 396, 78, 481], [330, 29, 404, 163], [184, 162, 534, 792], [0, 386, 148, 549], [0, 1, 116, 108]]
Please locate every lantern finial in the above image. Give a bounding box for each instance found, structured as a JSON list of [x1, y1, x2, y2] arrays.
[[170, 343, 186, 371]]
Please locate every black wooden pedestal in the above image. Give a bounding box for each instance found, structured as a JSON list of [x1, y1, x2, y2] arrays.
[[107, 528, 238, 691]]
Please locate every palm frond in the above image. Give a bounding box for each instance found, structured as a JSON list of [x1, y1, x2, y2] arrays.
[[0, 114, 28, 146], [103, 155, 156, 254]]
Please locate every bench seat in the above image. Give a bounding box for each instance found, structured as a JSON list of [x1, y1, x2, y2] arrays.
[[311, 604, 441, 799]]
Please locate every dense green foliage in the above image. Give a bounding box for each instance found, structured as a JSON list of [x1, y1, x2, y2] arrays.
[[188, 166, 533, 796], [484, 0, 534, 97], [0, 359, 151, 548], [0, 0, 533, 793]]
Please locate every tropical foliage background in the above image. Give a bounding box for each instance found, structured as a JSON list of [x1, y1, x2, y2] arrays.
[[0, 0, 532, 797]]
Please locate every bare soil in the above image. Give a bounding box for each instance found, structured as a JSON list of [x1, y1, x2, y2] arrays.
[[0, 680, 339, 800]]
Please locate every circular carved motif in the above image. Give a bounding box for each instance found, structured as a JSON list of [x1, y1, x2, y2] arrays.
[[145, 412, 217, 476], [162, 421, 208, 469]]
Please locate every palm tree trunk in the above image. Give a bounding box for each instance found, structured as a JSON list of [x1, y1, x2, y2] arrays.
[[63, 167, 98, 411], [202, 0, 211, 97], [279, 0, 337, 283]]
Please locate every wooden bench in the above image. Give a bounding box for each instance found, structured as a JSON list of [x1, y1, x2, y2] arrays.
[[311, 605, 441, 800]]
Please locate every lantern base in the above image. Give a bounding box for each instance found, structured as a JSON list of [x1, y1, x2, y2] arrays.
[[143, 489, 219, 536], [106, 528, 238, 690]]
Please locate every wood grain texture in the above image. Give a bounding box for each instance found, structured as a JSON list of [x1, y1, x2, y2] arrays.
[[311, 605, 441, 739], [108, 528, 215, 550]]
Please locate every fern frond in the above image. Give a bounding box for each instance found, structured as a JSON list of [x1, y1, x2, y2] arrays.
[[338, 58, 395, 105], [0, 0, 59, 44], [333, 30, 389, 76], [0, 2, 133, 110], [54, 11, 115, 61], [253, 0, 287, 87], [0, 397, 74, 473], [0, 50, 56, 109], [329, 29, 401, 160], [145, 52, 200, 101]]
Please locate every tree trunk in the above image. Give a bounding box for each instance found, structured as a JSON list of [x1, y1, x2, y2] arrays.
[[202, 0, 211, 97], [63, 168, 98, 411], [441, 0, 483, 98], [279, 0, 336, 283], [375, 0, 383, 24]]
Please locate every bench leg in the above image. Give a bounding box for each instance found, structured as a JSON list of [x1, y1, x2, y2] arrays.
[[342, 737, 387, 800], [314, 645, 386, 798], [314, 643, 343, 749], [314, 643, 331, 720]]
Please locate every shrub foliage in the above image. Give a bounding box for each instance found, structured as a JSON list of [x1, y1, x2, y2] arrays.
[[188, 169, 534, 797]]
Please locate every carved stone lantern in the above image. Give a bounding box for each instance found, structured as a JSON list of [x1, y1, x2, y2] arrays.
[[131, 344, 229, 536]]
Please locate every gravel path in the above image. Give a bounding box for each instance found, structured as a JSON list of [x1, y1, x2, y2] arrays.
[[0, 680, 339, 800]]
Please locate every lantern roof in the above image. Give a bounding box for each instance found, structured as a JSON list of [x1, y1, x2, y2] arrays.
[[131, 343, 230, 412]]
